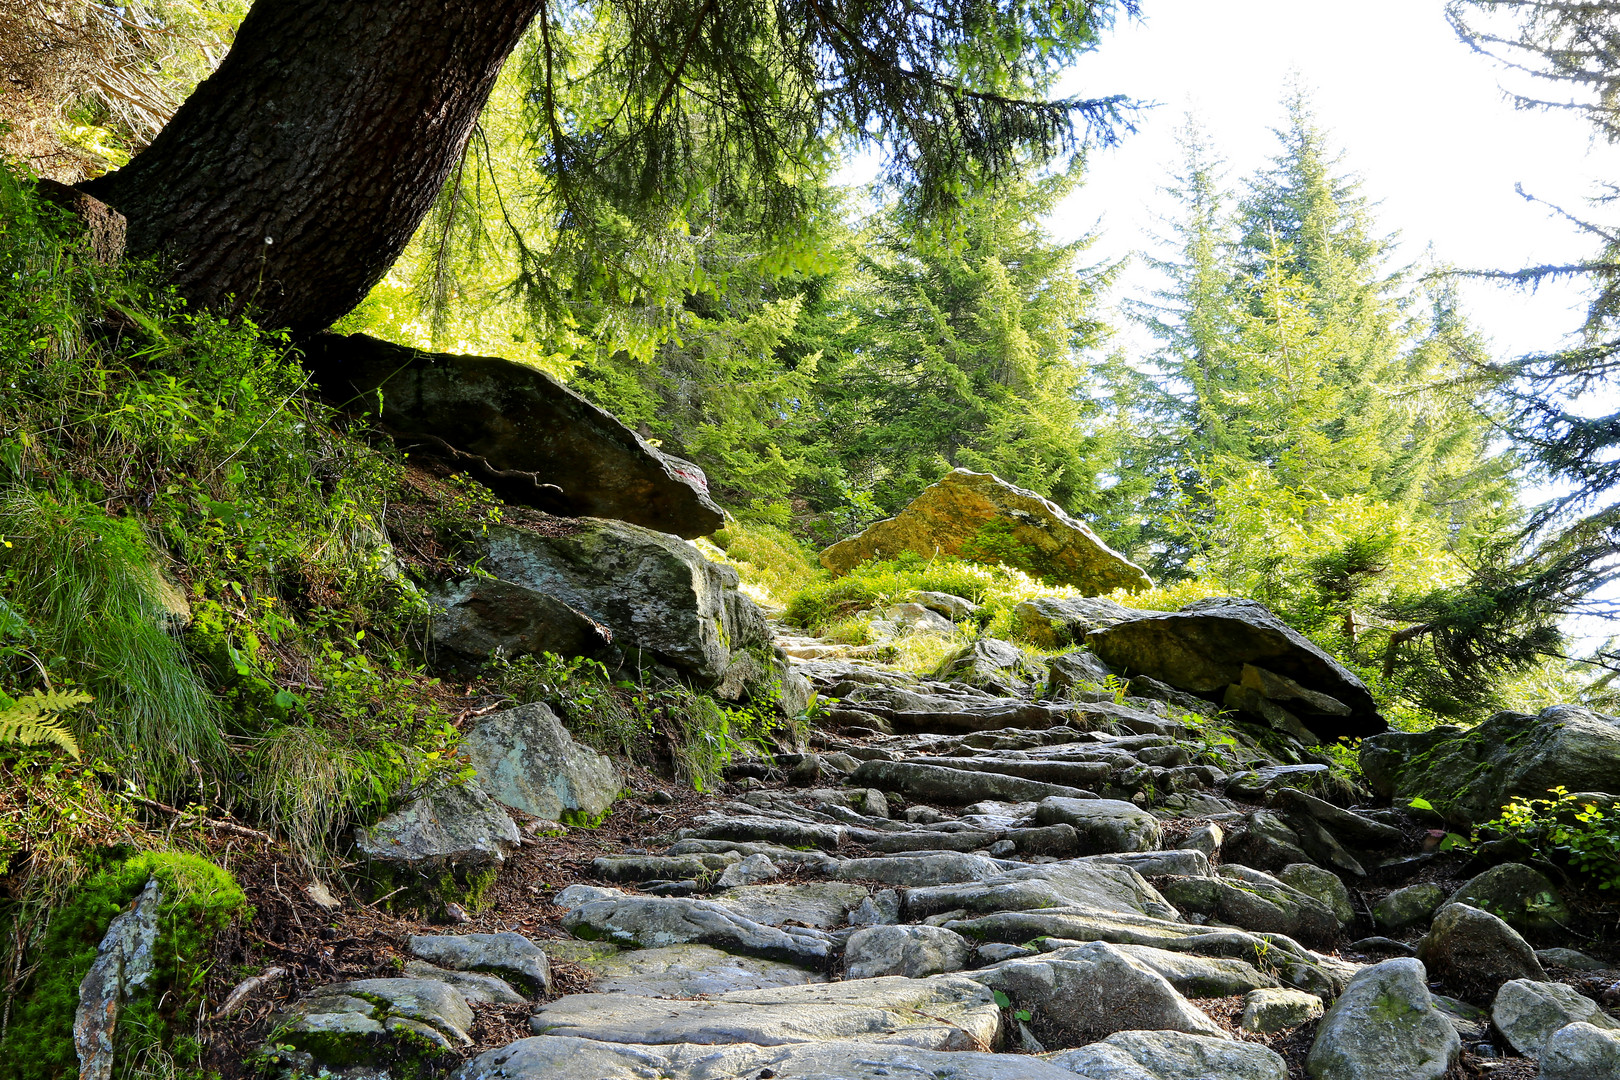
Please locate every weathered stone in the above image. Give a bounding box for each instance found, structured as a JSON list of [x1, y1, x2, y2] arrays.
[[715, 853, 778, 888], [461, 703, 621, 824], [407, 932, 552, 995], [1447, 863, 1571, 937], [593, 852, 740, 882], [456, 519, 773, 689], [1241, 987, 1325, 1033], [1536, 947, 1611, 971], [562, 895, 831, 966], [1047, 1029, 1287, 1080], [402, 961, 527, 1005], [1035, 797, 1162, 853], [1086, 598, 1383, 740], [1043, 648, 1117, 698], [430, 576, 614, 666], [933, 638, 1036, 691], [354, 778, 520, 870], [1278, 864, 1355, 927], [530, 974, 1000, 1050], [883, 602, 956, 636], [1304, 958, 1460, 1080], [909, 591, 980, 621], [1360, 704, 1620, 827], [819, 470, 1152, 593], [679, 814, 845, 850], [1014, 597, 1138, 649], [1373, 883, 1446, 933], [829, 853, 1003, 887], [584, 943, 823, 997], [1045, 942, 1279, 998], [306, 333, 723, 537], [1268, 787, 1404, 850], [1220, 810, 1312, 872], [75, 879, 163, 1080], [714, 882, 869, 929], [275, 978, 474, 1060], [1159, 867, 1338, 949], [970, 943, 1225, 1047], [1127, 674, 1222, 718], [905, 861, 1179, 923], [454, 1036, 1079, 1080], [1086, 849, 1211, 878], [851, 759, 1099, 804], [1540, 1022, 1620, 1080], [845, 925, 972, 979], [1416, 903, 1545, 1000], [1491, 978, 1620, 1058]]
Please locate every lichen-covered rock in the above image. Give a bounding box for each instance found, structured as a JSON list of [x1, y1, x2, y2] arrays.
[[1085, 598, 1383, 741], [969, 943, 1225, 1047], [933, 638, 1038, 692], [1540, 1022, 1620, 1080], [75, 879, 163, 1080], [1305, 958, 1460, 1080], [562, 894, 831, 967], [1034, 797, 1163, 853], [819, 469, 1152, 593], [1278, 864, 1355, 927], [1372, 883, 1446, 933], [1416, 903, 1545, 1001], [1241, 987, 1325, 1033], [583, 943, 824, 997], [844, 925, 972, 980], [354, 778, 519, 870], [273, 978, 474, 1063], [1491, 978, 1620, 1058], [1013, 596, 1137, 649], [1360, 704, 1620, 827], [1446, 863, 1570, 938], [460, 702, 621, 825]]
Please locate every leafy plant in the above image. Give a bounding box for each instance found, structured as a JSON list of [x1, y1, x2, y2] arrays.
[[0, 690, 88, 759], [1474, 786, 1620, 890]]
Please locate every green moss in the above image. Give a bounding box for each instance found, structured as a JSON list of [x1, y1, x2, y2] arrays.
[[0, 851, 247, 1080]]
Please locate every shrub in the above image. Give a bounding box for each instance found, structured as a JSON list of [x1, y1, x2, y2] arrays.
[[1474, 786, 1620, 891]]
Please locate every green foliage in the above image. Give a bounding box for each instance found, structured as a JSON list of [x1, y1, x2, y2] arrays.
[[783, 553, 1055, 636], [0, 690, 87, 759], [0, 851, 247, 1080], [1474, 786, 1620, 891]]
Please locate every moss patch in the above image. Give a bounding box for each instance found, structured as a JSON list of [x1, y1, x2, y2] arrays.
[[0, 851, 247, 1080]]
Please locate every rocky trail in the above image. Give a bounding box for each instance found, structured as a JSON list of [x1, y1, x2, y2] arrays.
[[199, 594, 1620, 1080]]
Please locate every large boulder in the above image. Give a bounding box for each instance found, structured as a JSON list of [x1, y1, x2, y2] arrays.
[[844, 925, 972, 980], [460, 703, 622, 824], [306, 333, 723, 537], [1541, 1022, 1620, 1080], [1416, 903, 1545, 1001], [1048, 1030, 1287, 1080], [434, 518, 801, 706], [1013, 596, 1137, 649], [1360, 704, 1620, 827], [818, 470, 1152, 593], [1085, 598, 1384, 740], [1305, 958, 1460, 1080], [354, 778, 520, 871], [1491, 978, 1620, 1058]]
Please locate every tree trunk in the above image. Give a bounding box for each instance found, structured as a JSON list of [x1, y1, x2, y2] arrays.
[[82, 0, 542, 335]]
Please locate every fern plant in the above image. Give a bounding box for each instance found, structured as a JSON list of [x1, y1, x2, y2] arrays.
[[0, 690, 88, 759]]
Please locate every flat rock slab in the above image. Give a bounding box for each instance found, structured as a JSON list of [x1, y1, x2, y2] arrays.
[[276, 977, 474, 1057], [562, 895, 831, 967], [306, 333, 723, 538], [1086, 597, 1384, 740], [819, 469, 1151, 593], [1049, 1029, 1288, 1080], [714, 882, 869, 929], [529, 974, 1001, 1051], [1045, 942, 1280, 998], [828, 853, 1004, 886], [454, 1036, 1080, 1080], [461, 703, 621, 825], [905, 860, 1180, 922], [408, 932, 552, 995], [851, 759, 1099, 804], [584, 943, 823, 997]]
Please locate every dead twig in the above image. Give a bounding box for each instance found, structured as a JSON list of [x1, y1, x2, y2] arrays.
[[130, 795, 275, 844], [212, 966, 286, 1020]]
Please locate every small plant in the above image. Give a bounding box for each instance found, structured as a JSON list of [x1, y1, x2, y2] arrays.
[[1473, 786, 1620, 890], [0, 690, 88, 758]]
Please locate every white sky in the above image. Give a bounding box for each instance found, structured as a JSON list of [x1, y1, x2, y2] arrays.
[[1054, 0, 1620, 365]]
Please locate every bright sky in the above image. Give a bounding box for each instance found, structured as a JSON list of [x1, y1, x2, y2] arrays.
[[1055, 0, 1620, 364]]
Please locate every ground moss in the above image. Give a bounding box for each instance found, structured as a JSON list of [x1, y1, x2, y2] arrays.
[[0, 851, 247, 1080]]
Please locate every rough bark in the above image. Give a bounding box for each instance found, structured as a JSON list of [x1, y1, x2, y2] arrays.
[[82, 0, 542, 334]]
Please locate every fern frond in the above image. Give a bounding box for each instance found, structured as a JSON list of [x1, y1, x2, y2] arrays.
[[0, 691, 88, 758]]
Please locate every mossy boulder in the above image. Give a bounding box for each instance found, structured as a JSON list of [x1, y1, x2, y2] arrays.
[[818, 470, 1152, 594], [1360, 704, 1620, 828]]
